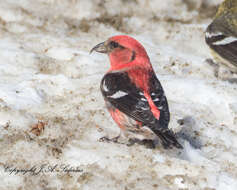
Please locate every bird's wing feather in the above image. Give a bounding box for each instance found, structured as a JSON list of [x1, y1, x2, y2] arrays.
[[148, 73, 170, 127], [100, 71, 170, 131]]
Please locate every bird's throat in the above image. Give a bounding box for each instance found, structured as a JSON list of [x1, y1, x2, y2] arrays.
[[109, 48, 134, 70]]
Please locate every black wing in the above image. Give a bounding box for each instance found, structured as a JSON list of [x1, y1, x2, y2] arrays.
[[205, 14, 237, 67], [100, 71, 170, 131], [101, 71, 182, 149], [149, 72, 170, 128]]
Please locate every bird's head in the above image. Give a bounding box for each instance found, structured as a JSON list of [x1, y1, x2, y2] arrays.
[[90, 35, 151, 71]]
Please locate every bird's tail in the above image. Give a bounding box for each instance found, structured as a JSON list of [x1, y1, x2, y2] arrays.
[[154, 129, 183, 149]]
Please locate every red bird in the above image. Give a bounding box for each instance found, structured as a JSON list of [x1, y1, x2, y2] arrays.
[[91, 35, 182, 149]]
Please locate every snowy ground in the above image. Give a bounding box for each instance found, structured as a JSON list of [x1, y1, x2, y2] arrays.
[[0, 0, 237, 189]]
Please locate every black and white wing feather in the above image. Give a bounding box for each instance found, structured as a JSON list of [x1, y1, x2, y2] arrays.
[[100, 72, 169, 130], [100, 71, 182, 149], [100, 71, 182, 148]]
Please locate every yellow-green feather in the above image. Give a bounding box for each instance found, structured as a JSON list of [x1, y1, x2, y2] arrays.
[[216, 0, 237, 18]]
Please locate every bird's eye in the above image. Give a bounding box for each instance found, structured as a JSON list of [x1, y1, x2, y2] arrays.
[[109, 41, 119, 49]]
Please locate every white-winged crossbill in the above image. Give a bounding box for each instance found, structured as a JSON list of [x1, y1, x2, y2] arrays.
[[91, 35, 182, 149]]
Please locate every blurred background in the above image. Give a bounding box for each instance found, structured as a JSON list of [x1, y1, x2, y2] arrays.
[[0, 0, 222, 38]]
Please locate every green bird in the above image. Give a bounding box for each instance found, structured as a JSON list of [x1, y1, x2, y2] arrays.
[[205, 0, 237, 73]]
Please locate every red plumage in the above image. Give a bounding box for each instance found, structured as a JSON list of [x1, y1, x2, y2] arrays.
[[91, 35, 182, 149]]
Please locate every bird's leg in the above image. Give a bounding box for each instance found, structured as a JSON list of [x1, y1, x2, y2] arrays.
[[99, 131, 126, 144], [127, 138, 140, 146], [99, 135, 120, 143]]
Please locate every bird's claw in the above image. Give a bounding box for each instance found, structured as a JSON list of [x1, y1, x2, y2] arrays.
[[99, 136, 110, 142], [127, 138, 139, 146], [99, 136, 120, 143]]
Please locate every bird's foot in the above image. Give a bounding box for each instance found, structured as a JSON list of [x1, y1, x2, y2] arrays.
[[127, 138, 139, 146], [99, 135, 122, 144]]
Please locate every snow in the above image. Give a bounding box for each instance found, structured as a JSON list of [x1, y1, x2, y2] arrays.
[[0, 0, 237, 189]]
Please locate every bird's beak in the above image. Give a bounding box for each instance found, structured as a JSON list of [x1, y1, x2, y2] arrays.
[[90, 41, 108, 54]]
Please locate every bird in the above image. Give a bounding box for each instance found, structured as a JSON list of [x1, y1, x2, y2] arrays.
[[90, 35, 182, 149], [205, 0, 237, 74]]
